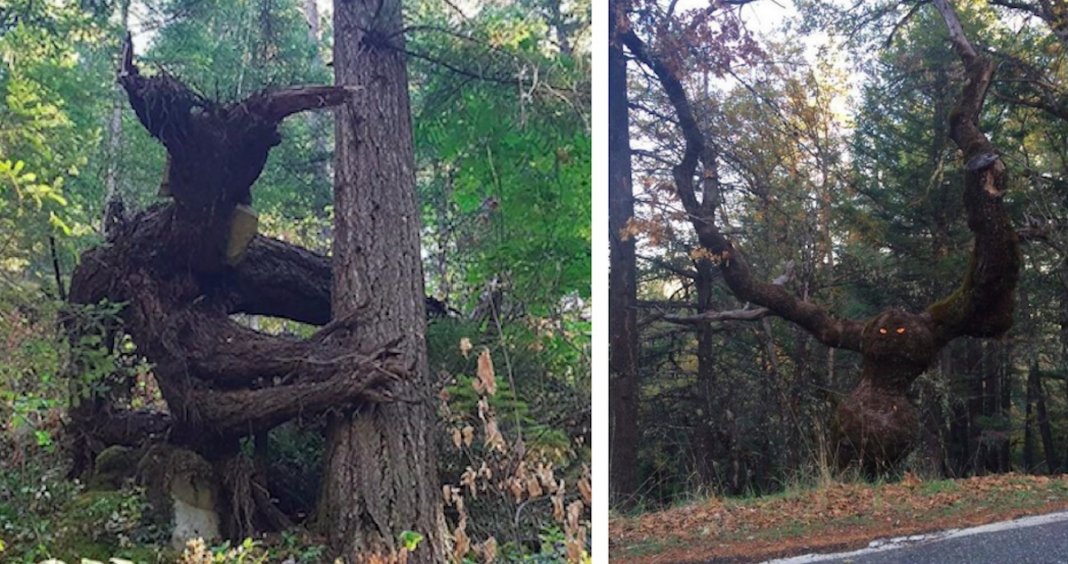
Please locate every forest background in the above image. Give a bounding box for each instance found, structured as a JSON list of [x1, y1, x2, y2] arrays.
[[609, 0, 1068, 509], [0, 0, 591, 561]]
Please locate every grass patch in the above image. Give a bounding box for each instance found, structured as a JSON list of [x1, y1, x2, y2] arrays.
[[616, 536, 688, 559], [918, 479, 961, 496]]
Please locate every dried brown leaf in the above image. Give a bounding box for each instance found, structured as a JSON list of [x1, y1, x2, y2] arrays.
[[453, 525, 470, 562], [481, 536, 498, 563], [509, 477, 525, 503], [537, 463, 557, 492], [484, 417, 506, 452], [526, 476, 544, 499], [477, 348, 497, 396], [461, 466, 478, 497], [552, 492, 565, 523], [567, 500, 584, 531], [565, 537, 583, 563]]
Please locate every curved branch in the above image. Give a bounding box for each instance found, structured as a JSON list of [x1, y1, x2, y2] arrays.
[[189, 349, 404, 437], [927, 0, 1020, 341], [226, 236, 332, 325], [934, 0, 980, 62], [173, 307, 406, 391], [620, 25, 864, 351]]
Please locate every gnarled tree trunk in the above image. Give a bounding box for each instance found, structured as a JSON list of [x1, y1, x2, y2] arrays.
[[65, 37, 405, 539]]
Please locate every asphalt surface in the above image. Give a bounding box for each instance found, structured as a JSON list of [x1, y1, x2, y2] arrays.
[[771, 511, 1068, 564]]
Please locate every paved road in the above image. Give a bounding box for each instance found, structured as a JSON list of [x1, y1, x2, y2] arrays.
[[770, 511, 1068, 564]]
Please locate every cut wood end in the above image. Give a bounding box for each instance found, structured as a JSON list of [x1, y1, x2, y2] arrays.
[[226, 205, 259, 266]]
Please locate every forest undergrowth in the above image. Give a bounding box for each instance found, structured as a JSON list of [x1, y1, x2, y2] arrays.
[[1, 284, 592, 562]]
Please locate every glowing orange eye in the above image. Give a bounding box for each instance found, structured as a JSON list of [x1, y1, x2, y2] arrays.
[[896, 327, 906, 334], [879, 328, 887, 334]]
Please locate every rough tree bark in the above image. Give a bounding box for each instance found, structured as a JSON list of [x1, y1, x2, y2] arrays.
[[694, 262, 723, 489], [65, 37, 407, 538], [608, 0, 642, 503], [317, 0, 447, 561], [618, 0, 1020, 470]]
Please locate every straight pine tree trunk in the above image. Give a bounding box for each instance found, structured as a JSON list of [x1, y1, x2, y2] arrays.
[[608, 0, 641, 504], [320, 0, 446, 560]]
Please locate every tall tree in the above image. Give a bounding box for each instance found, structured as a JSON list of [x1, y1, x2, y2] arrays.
[[102, 0, 130, 238], [620, 0, 1020, 470], [319, 0, 446, 560], [609, 0, 642, 503]]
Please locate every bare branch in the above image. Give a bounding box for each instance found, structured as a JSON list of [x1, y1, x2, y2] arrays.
[[241, 85, 357, 122], [988, 0, 1042, 16], [663, 306, 769, 325], [885, 1, 927, 49], [932, 0, 979, 62], [227, 236, 332, 325]]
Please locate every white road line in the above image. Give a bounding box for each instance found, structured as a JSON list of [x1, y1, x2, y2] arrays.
[[765, 510, 1068, 563]]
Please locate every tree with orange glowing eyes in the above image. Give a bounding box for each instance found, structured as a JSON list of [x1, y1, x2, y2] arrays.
[[615, 0, 1019, 470]]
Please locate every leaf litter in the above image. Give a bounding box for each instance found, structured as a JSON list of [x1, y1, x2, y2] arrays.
[[610, 472, 1068, 562]]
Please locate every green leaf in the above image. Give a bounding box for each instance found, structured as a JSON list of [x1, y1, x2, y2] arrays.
[[398, 530, 424, 551], [49, 211, 71, 236]]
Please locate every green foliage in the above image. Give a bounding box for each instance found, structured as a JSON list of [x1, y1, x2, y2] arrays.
[[398, 530, 423, 552], [1, 0, 589, 559], [54, 487, 165, 560], [275, 530, 327, 563], [494, 525, 589, 563], [0, 456, 166, 563], [0, 457, 78, 562], [409, 0, 591, 313], [0, 288, 65, 455], [0, 282, 153, 561], [0, 3, 108, 279], [429, 318, 583, 462]]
